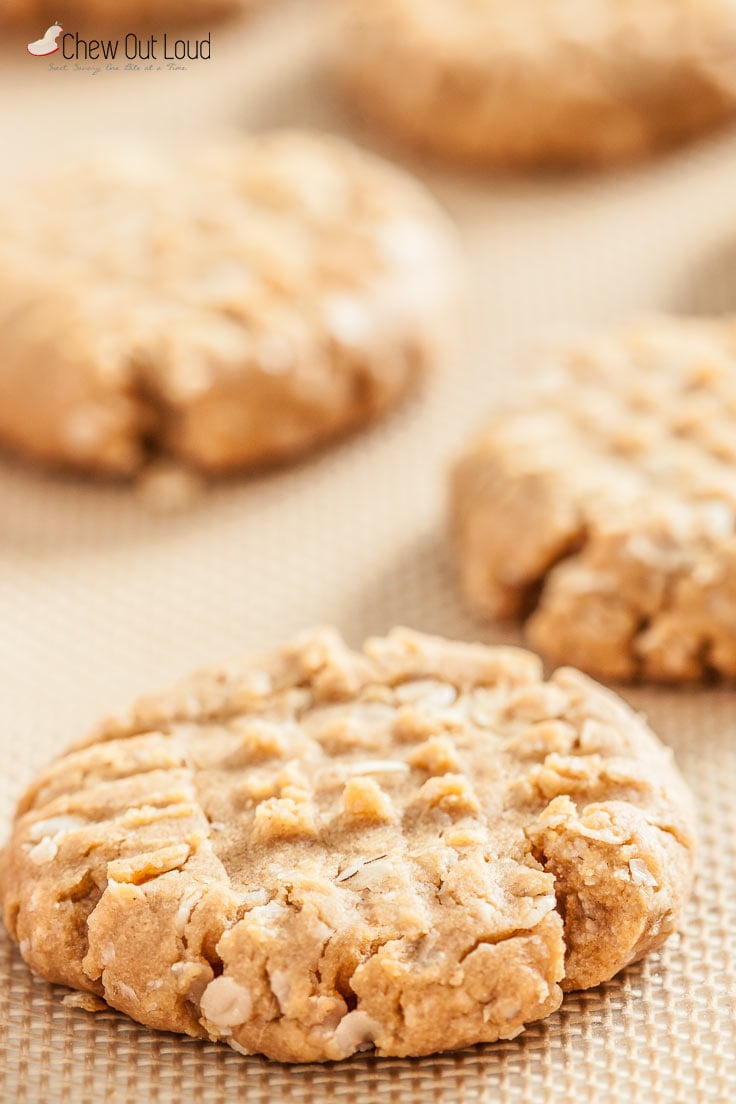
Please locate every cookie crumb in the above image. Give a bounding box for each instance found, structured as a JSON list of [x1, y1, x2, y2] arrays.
[[137, 462, 204, 513], [62, 992, 108, 1013]]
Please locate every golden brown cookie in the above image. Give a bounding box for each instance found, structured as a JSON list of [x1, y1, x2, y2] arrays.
[[0, 133, 456, 475], [0, 628, 695, 1061], [451, 317, 736, 682], [334, 0, 736, 167]]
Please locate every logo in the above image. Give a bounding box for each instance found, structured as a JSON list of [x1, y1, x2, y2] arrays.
[[27, 21, 63, 56], [27, 19, 212, 71]]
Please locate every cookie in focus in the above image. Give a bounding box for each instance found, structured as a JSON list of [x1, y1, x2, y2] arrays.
[[0, 628, 695, 1061]]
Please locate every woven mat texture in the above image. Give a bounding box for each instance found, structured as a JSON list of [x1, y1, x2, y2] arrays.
[[0, 2, 735, 1100]]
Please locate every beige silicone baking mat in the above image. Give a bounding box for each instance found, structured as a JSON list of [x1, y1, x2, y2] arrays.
[[1, 2, 736, 1100]]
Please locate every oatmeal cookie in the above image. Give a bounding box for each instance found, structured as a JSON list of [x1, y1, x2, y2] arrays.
[[0, 133, 456, 474], [452, 317, 736, 682], [334, 0, 736, 167], [0, 629, 695, 1061]]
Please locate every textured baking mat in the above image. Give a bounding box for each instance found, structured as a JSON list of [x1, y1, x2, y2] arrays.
[[1, 1, 735, 1100]]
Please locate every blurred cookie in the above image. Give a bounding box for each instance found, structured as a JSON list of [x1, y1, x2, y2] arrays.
[[0, 133, 456, 474], [335, 0, 736, 167], [0, 628, 694, 1061], [451, 317, 736, 682]]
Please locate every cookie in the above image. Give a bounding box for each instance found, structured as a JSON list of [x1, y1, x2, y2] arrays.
[[334, 0, 736, 167], [0, 133, 456, 475], [0, 628, 695, 1062], [451, 317, 736, 682]]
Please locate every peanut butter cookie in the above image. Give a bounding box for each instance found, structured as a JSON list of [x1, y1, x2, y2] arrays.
[[0, 133, 456, 474], [452, 317, 736, 682], [335, 0, 736, 167], [0, 629, 695, 1061]]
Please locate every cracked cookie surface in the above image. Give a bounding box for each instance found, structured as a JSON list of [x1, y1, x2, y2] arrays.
[[334, 0, 736, 167], [0, 132, 455, 475], [452, 317, 736, 683], [0, 629, 695, 1061]]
